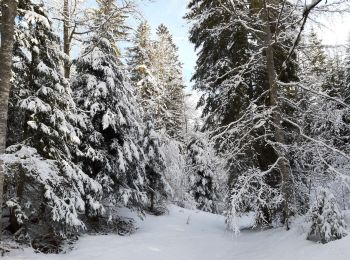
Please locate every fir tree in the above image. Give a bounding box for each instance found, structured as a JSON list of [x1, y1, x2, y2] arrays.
[[186, 134, 224, 213], [127, 22, 189, 208], [186, 0, 299, 230], [127, 22, 153, 84], [72, 1, 147, 214], [127, 22, 165, 125], [143, 117, 168, 214], [4, 0, 103, 242], [345, 38, 350, 102], [153, 24, 186, 141], [307, 189, 347, 244], [303, 29, 328, 76]]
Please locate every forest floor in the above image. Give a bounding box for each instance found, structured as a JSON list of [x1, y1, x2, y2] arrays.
[[4, 205, 350, 260]]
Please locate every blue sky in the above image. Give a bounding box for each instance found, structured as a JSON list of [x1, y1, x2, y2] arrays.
[[134, 0, 196, 87]]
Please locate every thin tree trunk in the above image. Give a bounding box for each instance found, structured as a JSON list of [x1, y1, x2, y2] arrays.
[[63, 0, 70, 78], [263, 0, 294, 230], [0, 0, 18, 237]]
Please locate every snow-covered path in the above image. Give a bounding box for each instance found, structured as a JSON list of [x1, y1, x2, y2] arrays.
[[5, 205, 350, 260]]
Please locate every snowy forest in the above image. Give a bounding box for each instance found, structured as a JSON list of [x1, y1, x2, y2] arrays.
[[1, 0, 350, 259]]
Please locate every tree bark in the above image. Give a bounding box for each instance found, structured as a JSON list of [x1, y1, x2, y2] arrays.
[[63, 0, 70, 78], [0, 0, 18, 237], [262, 0, 294, 229]]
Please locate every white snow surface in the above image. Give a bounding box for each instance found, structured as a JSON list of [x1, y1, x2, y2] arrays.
[[5, 205, 350, 260]]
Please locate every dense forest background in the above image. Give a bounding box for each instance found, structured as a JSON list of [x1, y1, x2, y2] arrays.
[[1, 0, 350, 254]]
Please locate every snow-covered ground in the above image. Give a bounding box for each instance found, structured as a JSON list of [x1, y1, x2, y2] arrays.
[[5, 205, 350, 260]]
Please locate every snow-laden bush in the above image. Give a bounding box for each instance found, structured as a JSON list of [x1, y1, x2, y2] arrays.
[[225, 168, 284, 235], [307, 188, 347, 243], [161, 137, 196, 209]]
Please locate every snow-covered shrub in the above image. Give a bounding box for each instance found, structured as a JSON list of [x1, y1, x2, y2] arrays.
[[307, 189, 347, 243], [161, 137, 196, 209], [225, 168, 284, 235]]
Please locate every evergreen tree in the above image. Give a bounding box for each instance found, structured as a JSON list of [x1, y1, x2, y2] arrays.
[[323, 54, 346, 98], [186, 0, 299, 230], [153, 24, 185, 141], [301, 29, 327, 77], [345, 36, 350, 101], [127, 22, 165, 125], [72, 1, 147, 215], [4, 0, 103, 244], [186, 134, 224, 213], [307, 189, 347, 244], [143, 117, 168, 214], [295, 32, 350, 213], [127, 22, 153, 83], [127, 22, 189, 208]]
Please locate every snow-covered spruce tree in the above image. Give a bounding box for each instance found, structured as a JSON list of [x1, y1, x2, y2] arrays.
[[152, 24, 186, 141], [128, 23, 185, 141], [127, 23, 169, 214], [150, 25, 189, 206], [323, 54, 346, 99], [129, 23, 186, 142], [299, 28, 327, 77], [127, 22, 153, 84], [186, 134, 224, 213], [345, 37, 350, 100], [127, 22, 166, 129], [72, 0, 148, 219], [186, 0, 300, 231], [293, 30, 350, 213], [289, 30, 332, 214], [4, 0, 103, 247], [127, 22, 191, 208], [142, 117, 169, 214], [307, 189, 347, 243]]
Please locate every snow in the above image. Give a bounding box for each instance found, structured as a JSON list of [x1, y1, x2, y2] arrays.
[[5, 205, 350, 260]]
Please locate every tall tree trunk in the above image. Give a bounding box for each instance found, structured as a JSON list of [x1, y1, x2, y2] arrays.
[[263, 0, 294, 229], [0, 0, 18, 237], [63, 0, 70, 78]]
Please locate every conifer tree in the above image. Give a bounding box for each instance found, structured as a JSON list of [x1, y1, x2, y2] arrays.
[[153, 24, 185, 141], [127, 22, 165, 125], [128, 22, 153, 84], [186, 0, 300, 230], [295, 31, 350, 206], [72, 0, 147, 214], [307, 189, 347, 243], [345, 38, 350, 101], [186, 134, 224, 213], [127, 23, 185, 142], [143, 118, 168, 213], [301, 29, 327, 77], [4, 0, 103, 242]]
